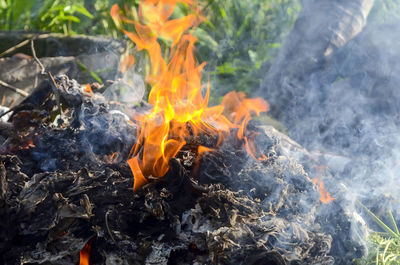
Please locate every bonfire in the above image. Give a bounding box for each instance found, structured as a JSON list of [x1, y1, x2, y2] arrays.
[[1, 0, 384, 265]]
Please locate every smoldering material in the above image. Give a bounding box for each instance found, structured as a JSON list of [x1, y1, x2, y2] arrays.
[[258, 0, 400, 257], [1, 124, 348, 264], [0, 75, 360, 263]]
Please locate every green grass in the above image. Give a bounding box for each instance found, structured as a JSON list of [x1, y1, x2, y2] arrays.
[[356, 233, 400, 265], [196, 0, 301, 98], [355, 202, 400, 265]]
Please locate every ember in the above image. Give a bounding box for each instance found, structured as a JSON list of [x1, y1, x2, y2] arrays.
[[79, 239, 92, 265]]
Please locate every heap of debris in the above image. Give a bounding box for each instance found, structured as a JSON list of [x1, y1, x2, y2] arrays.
[[0, 76, 360, 265]]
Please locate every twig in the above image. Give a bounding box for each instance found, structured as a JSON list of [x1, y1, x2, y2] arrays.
[[105, 209, 117, 245], [31, 40, 46, 73], [0, 33, 52, 58], [0, 79, 29, 97], [30, 39, 62, 117], [0, 39, 30, 58], [33, 64, 39, 88], [8, 98, 15, 108], [1, 92, 5, 106]]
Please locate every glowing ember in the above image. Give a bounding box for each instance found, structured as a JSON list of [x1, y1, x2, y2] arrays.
[[79, 240, 92, 265], [84, 84, 92, 93], [111, 0, 269, 191]]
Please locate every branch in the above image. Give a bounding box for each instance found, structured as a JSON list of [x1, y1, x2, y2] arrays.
[[0, 33, 51, 58], [0, 80, 29, 97], [0, 39, 30, 58], [30, 39, 62, 117]]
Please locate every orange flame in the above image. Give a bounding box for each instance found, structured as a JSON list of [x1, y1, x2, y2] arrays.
[[120, 54, 135, 73], [198, 145, 214, 155], [313, 178, 335, 204], [313, 165, 335, 204], [79, 240, 92, 265], [111, 1, 269, 191]]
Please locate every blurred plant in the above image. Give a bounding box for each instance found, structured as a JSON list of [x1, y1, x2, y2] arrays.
[[32, 0, 93, 35], [364, 233, 400, 265], [0, 0, 123, 36], [80, 0, 130, 38], [355, 201, 400, 265], [0, 0, 33, 31], [194, 0, 301, 99]]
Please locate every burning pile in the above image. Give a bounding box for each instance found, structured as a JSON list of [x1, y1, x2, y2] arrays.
[[111, 0, 269, 191], [0, 1, 362, 264]]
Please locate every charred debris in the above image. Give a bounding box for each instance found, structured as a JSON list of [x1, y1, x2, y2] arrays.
[[0, 72, 363, 265]]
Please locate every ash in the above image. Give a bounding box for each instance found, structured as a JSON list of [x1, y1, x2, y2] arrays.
[[0, 76, 358, 264]]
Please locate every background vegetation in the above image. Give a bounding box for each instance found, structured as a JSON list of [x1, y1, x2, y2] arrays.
[[0, 0, 300, 97], [1, 0, 399, 94]]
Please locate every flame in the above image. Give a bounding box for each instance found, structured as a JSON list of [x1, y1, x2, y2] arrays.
[[111, 1, 269, 191], [79, 240, 92, 265], [198, 145, 213, 155], [313, 178, 335, 204], [313, 165, 335, 204], [120, 54, 135, 73]]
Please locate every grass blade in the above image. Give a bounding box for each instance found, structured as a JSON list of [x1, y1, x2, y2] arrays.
[[357, 200, 399, 239], [388, 210, 400, 235]]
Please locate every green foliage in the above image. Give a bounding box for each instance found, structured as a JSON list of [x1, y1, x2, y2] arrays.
[[194, 0, 301, 99], [0, 0, 123, 36], [0, 0, 33, 31], [355, 202, 400, 265], [0, 0, 301, 99], [1, 0, 399, 100], [78, 0, 129, 38], [355, 232, 400, 265], [364, 233, 400, 265], [32, 0, 93, 35]]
